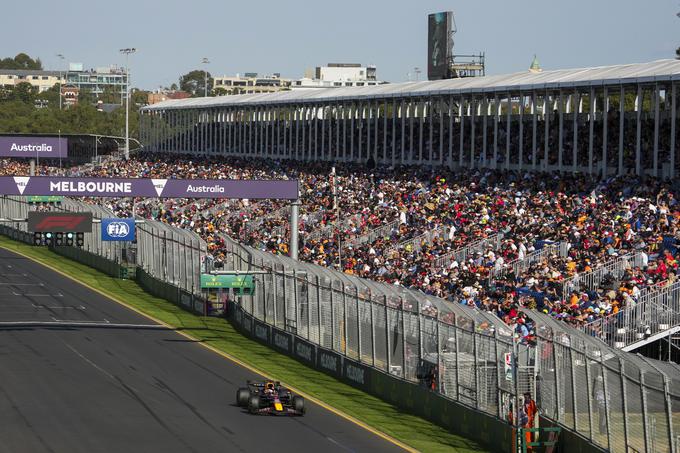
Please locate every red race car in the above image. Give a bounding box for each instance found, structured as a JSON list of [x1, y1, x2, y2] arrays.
[[236, 380, 305, 416]]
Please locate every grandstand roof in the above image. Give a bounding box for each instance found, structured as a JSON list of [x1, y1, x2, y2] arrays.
[[143, 59, 680, 111]]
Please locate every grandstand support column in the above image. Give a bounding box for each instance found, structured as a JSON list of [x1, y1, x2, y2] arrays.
[[588, 88, 595, 175], [321, 105, 326, 161], [653, 84, 660, 177], [408, 100, 414, 164], [428, 98, 434, 163], [568, 348, 579, 431], [366, 102, 371, 162], [602, 88, 609, 179], [572, 91, 579, 174], [289, 198, 300, 261], [506, 93, 511, 171], [558, 91, 564, 173], [373, 100, 387, 163], [543, 93, 549, 172], [400, 100, 406, 165], [482, 97, 488, 168], [618, 357, 631, 450], [459, 96, 465, 168], [531, 92, 537, 170], [598, 354, 613, 450], [391, 100, 396, 167], [671, 83, 677, 179], [470, 97, 476, 168], [448, 97, 454, 168], [493, 95, 499, 170], [635, 85, 643, 176], [518, 94, 524, 172], [418, 100, 424, 163], [350, 103, 355, 162], [618, 86, 625, 176], [438, 97, 444, 166]]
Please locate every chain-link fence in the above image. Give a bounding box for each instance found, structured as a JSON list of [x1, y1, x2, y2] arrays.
[[529, 310, 680, 453]]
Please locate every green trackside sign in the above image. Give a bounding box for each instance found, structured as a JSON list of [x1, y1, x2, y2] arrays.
[[27, 195, 63, 203], [200, 274, 255, 293]]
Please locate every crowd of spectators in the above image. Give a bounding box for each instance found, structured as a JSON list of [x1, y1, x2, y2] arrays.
[[2, 153, 678, 343]]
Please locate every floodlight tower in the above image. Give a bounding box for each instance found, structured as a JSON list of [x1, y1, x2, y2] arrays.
[[120, 48, 136, 160]]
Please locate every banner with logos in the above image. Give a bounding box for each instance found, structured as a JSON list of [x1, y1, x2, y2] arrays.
[[101, 218, 135, 241]]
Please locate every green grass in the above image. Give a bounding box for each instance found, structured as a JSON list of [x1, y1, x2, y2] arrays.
[[0, 236, 487, 453]]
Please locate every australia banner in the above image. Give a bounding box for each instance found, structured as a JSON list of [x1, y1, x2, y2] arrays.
[[0, 137, 68, 158], [0, 176, 299, 199]]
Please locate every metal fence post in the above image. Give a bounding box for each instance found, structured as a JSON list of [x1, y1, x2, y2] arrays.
[[598, 352, 612, 452], [584, 351, 594, 442], [356, 287, 362, 361], [282, 268, 288, 331], [473, 330, 480, 410], [342, 282, 348, 356], [262, 270, 268, 324], [385, 298, 391, 373], [569, 347, 579, 431], [369, 299, 376, 367], [553, 341, 562, 423], [401, 303, 407, 379], [640, 369, 650, 453], [316, 275, 322, 345], [329, 282, 335, 350], [661, 373, 675, 453], [272, 270, 278, 327], [619, 358, 631, 450], [454, 325, 460, 400], [293, 270, 299, 333]]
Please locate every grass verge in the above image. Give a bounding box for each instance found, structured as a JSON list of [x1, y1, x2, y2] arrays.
[[0, 236, 487, 453]]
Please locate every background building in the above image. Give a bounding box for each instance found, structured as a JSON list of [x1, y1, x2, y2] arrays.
[[0, 70, 63, 93], [212, 73, 292, 95], [147, 90, 191, 105], [292, 63, 382, 89]]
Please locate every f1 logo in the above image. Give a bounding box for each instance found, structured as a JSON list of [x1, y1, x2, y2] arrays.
[[35, 216, 85, 230], [28, 212, 93, 233]]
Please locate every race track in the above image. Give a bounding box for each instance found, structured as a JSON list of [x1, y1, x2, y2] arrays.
[[0, 248, 405, 453]]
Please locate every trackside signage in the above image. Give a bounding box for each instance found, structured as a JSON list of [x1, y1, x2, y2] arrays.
[[28, 211, 93, 233], [0, 176, 299, 199], [0, 137, 68, 158], [271, 328, 292, 353]]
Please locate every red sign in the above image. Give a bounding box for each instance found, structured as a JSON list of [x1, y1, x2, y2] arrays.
[[28, 212, 93, 232]]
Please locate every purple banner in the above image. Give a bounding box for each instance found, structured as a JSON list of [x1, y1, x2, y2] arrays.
[[0, 137, 68, 158], [0, 176, 299, 199]]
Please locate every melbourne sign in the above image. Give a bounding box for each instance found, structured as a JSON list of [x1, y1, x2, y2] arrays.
[[101, 218, 135, 241], [28, 212, 93, 233], [0, 137, 68, 158], [0, 176, 299, 199]]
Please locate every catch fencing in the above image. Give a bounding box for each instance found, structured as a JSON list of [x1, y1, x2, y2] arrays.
[[531, 310, 680, 453]]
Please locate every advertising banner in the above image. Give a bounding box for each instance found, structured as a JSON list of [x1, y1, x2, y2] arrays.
[[293, 337, 317, 366], [0, 137, 68, 158], [271, 328, 293, 354], [28, 211, 93, 232], [0, 176, 299, 199], [316, 348, 343, 379], [101, 218, 135, 241]]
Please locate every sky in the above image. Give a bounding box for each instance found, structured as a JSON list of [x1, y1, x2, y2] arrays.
[[1, 0, 678, 90]]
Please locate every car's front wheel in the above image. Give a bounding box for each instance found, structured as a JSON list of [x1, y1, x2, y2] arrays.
[[248, 395, 261, 414], [236, 388, 250, 407], [291, 396, 305, 414]]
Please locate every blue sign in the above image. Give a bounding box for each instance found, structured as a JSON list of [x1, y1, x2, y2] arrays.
[[101, 218, 135, 241]]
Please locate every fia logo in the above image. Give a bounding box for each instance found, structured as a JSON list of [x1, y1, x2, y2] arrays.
[[106, 222, 130, 238]]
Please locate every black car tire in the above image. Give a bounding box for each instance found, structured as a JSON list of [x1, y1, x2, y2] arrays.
[[248, 395, 261, 414], [292, 396, 305, 414], [236, 388, 250, 407]]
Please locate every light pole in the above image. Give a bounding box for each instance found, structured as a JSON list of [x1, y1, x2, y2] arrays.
[[202, 57, 210, 97], [414, 67, 421, 81], [120, 48, 136, 160], [56, 54, 65, 109]]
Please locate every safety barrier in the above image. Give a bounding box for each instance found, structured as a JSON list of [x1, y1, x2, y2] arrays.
[[489, 241, 569, 280], [343, 217, 400, 249], [433, 233, 505, 269]]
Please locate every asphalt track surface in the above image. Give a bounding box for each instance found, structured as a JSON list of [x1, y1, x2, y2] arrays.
[[0, 248, 405, 453]]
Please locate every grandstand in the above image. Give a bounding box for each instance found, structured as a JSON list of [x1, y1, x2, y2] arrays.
[[141, 60, 680, 179]]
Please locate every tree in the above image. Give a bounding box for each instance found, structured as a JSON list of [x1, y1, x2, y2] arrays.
[[10, 82, 37, 103], [179, 69, 213, 97], [0, 53, 42, 70]]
